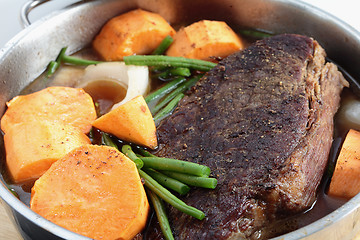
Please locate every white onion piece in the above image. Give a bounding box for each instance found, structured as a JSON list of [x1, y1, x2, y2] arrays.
[[338, 99, 360, 130], [78, 62, 149, 110]]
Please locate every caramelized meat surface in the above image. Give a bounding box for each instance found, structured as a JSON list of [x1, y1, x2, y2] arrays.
[[146, 34, 348, 239]]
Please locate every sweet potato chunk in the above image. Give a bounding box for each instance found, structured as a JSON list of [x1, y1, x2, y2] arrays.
[[166, 20, 244, 61], [4, 121, 90, 183], [328, 129, 360, 199], [30, 145, 149, 240], [92, 95, 157, 149], [1, 87, 96, 134], [93, 9, 176, 61]]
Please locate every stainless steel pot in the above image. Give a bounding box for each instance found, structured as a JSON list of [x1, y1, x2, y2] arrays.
[[1, 0, 360, 239]]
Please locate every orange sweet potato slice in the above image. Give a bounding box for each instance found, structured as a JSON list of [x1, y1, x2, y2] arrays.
[[92, 95, 157, 149], [1, 86, 96, 134], [30, 145, 149, 240], [166, 20, 244, 61], [4, 120, 90, 183], [328, 129, 360, 199], [93, 9, 176, 61]]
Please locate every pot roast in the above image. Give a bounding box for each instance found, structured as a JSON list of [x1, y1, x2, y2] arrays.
[[145, 34, 348, 239]]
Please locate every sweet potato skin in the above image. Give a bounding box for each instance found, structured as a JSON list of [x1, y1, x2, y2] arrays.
[[328, 129, 360, 199], [30, 145, 149, 240], [1, 86, 96, 134], [93, 9, 176, 61], [166, 20, 244, 61], [92, 95, 157, 149], [4, 120, 91, 183]]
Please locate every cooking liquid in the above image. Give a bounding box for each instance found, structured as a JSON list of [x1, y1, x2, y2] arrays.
[[82, 80, 127, 116], [0, 46, 357, 238]]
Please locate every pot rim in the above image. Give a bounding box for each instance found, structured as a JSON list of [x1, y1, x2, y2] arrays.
[[0, 0, 360, 239]]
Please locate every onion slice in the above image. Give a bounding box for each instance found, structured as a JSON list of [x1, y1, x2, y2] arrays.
[[78, 62, 149, 110]]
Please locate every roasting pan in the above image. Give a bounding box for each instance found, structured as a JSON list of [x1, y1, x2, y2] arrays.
[[0, 0, 360, 239]]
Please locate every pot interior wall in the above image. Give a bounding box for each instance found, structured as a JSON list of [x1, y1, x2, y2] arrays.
[[0, 0, 360, 239]]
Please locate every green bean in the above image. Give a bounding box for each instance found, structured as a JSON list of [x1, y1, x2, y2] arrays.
[[144, 76, 186, 104], [6, 185, 19, 198], [147, 190, 174, 240], [153, 93, 184, 125], [239, 29, 273, 39], [139, 169, 205, 220], [121, 145, 144, 169], [152, 75, 201, 114], [152, 35, 174, 55], [88, 128, 95, 143], [150, 65, 170, 72], [145, 168, 190, 195], [154, 67, 191, 80], [161, 171, 217, 189], [46, 47, 67, 77], [168, 67, 191, 77], [153, 69, 171, 79], [99, 133, 151, 175], [62, 54, 102, 66], [139, 156, 210, 177], [137, 148, 156, 157], [46, 61, 59, 77], [101, 133, 118, 150], [123, 55, 216, 72]]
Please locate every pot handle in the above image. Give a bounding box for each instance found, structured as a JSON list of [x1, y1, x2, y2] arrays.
[[20, 0, 51, 28]]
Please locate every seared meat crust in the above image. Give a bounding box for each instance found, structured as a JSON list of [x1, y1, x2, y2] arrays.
[[146, 34, 348, 239]]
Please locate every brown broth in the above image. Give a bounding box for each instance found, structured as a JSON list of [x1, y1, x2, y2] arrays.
[[82, 80, 127, 116]]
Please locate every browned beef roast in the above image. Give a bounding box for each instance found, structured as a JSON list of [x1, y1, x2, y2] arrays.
[[144, 34, 348, 239]]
